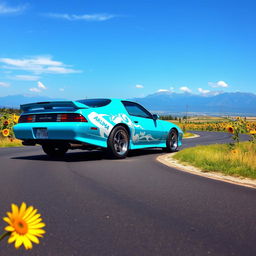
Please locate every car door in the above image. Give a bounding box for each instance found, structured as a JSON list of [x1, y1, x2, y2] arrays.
[[122, 101, 164, 145]]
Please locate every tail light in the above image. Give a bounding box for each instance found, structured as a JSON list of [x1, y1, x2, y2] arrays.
[[18, 115, 35, 123], [18, 113, 87, 123], [58, 113, 87, 122]]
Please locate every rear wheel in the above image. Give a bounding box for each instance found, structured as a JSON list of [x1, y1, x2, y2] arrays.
[[42, 143, 68, 157], [107, 126, 129, 159], [165, 128, 178, 152]]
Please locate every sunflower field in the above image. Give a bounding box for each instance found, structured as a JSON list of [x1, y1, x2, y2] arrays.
[[0, 110, 22, 147], [173, 117, 256, 179], [175, 117, 256, 143]]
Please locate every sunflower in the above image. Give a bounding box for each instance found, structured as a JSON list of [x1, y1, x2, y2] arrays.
[[227, 126, 234, 134], [2, 129, 10, 137], [231, 149, 238, 154], [3, 202, 46, 250], [13, 115, 20, 123], [3, 120, 10, 126], [250, 130, 256, 135]]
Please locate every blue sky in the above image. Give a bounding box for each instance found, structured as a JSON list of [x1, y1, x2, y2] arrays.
[[0, 0, 256, 99]]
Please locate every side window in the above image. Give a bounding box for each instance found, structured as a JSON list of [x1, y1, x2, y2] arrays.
[[122, 101, 152, 119]]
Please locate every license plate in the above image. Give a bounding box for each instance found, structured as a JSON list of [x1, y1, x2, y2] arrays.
[[35, 128, 48, 139]]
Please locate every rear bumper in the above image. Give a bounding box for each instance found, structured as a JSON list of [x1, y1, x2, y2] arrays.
[[13, 123, 108, 148]]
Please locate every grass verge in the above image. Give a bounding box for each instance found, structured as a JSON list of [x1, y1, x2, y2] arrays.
[[173, 142, 256, 179], [0, 138, 23, 147]]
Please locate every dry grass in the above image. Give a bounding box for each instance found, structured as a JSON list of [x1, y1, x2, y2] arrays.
[[246, 117, 256, 121], [183, 132, 195, 138], [173, 142, 256, 179], [188, 116, 228, 122], [0, 138, 23, 147]]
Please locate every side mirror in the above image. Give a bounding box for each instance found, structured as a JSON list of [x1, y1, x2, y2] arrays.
[[152, 114, 159, 120]]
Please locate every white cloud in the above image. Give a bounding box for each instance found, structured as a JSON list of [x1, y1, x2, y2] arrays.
[[198, 88, 210, 94], [208, 80, 229, 88], [169, 87, 175, 92], [29, 87, 41, 93], [44, 66, 80, 74], [29, 81, 47, 93], [0, 81, 10, 87], [157, 89, 169, 92], [38, 81, 47, 90], [13, 75, 40, 81], [0, 2, 27, 14], [0, 56, 81, 74], [135, 84, 144, 88], [179, 86, 192, 93], [46, 13, 115, 21], [59, 88, 65, 92]]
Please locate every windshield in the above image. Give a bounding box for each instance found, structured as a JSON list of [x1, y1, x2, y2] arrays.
[[77, 98, 111, 108]]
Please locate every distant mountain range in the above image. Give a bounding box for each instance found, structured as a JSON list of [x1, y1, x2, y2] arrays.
[[131, 91, 256, 116], [0, 92, 256, 116], [0, 95, 64, 108]]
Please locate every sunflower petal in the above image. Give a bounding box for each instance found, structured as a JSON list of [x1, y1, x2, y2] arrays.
[[27, 218, 43, 226], [29, 222, 46, 229], [8, 234, 18, 244], [7, 212, 12, 218], [34, 233, 43, 238], [27, 213, 41, 224], [5, 226, 15, 232], [14, 236, 23, 249], [23, 206, 34, 219], [29, 229, 45, 236], [26, 233, 39, 244], [23, 236, 33, 250], [3, 217, 11, 225], [24, 208, 37, 221], [11, 204, 19, 218], [19, 202, 27, 217]]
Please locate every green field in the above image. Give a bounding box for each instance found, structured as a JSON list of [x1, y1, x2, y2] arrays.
[[173, 142, 256, 179]]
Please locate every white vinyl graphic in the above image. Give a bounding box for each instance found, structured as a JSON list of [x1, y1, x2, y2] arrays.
[[88, 112, 114, 137], [110, 113, 142, 142], [88, 112, 159, 142], [133, 132, 155, 142]]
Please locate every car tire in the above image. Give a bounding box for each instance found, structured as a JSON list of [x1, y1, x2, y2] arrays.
[[42, 143, 68, 157], [107, 126, 129, 159], [165, 128, 178, 152]]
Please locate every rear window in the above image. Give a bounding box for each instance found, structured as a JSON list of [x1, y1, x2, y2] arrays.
[[77, 99, 111, 108]]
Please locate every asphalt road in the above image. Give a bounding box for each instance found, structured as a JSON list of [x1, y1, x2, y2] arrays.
[[0, 131, 255, 256]]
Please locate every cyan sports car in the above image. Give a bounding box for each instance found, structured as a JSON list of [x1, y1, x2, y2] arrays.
[[14, 99, 183, 159]]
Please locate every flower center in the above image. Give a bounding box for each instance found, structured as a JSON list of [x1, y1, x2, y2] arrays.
[[13, 218, 28, 235]]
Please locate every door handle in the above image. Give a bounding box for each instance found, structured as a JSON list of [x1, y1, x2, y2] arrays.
[[134, 121, 139, 124]]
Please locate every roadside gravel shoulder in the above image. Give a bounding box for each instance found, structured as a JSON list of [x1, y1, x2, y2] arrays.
[[157, 153, 256, 189]]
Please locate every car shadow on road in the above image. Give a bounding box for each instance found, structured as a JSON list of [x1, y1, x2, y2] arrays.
[[11, 148, 165, 162]]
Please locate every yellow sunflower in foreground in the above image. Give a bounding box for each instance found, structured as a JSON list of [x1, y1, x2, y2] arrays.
[[3, 202, 46, 250]]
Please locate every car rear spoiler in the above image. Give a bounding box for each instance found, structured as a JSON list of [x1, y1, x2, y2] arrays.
[[20, 101, 88, 112]]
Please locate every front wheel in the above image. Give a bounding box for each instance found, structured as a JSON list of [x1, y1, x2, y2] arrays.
[[165, 129, 178, 152], [42, 143, 68, 157], [107, 126, 129, 159]]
